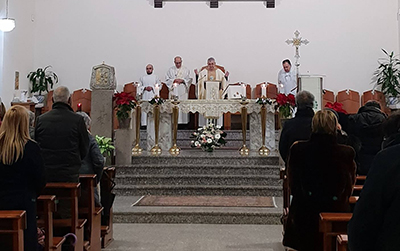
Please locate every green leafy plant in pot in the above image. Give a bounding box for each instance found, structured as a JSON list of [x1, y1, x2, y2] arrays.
[[95, 135, 115, 166], [27, 66, 58, 102], [373, 49, 400, 107]]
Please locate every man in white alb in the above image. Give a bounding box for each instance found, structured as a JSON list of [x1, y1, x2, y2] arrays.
[[139, 64, 161, 126], [165, 56, 192, 124], [278, 59, 297, 95], [194, 57, 227, 99]]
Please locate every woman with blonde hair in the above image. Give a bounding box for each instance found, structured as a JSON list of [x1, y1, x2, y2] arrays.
[[283, 110, 356, 251], [0, 105, 45, 250]]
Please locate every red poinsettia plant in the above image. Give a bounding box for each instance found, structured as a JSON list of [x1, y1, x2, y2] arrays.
[[275, 93, 296, 118], [114, 91, 136, 120], [325, 102, 347, 114]]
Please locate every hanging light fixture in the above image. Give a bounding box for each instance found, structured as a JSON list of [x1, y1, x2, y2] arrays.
[[0, 0, 15, 32]]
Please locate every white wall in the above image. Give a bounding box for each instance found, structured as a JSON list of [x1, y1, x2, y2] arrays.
[[0, 0, 398, 107], [0, 0, 35, 108]]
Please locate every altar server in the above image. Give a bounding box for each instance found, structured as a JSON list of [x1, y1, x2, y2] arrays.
[[139, 64, 161, 126]]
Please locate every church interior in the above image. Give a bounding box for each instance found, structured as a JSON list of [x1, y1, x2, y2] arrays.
[[0, 0, 399, 250]]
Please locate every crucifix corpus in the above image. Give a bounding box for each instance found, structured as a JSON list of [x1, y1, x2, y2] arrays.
[[285, 30, 309, 75]]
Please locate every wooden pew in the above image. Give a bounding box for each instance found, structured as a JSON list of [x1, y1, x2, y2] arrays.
[[352, 185, 363, 196], [37, 195, 65, 251], [319, 212, 352, 251], [79, 174, 103, 251], [101, 167, 116, 248], [41, 183, 87, 251], [355, 175, 366, 185], [0, 210, 26, 251], [337, 234, 348, 251]]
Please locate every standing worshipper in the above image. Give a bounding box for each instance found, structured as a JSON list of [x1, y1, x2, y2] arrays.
[[165, 56, 192, 125], [139, 64, 161, 126], [278, 59, 297, 95], [0, 105, 46, 251], [194, 57, 227, 100]]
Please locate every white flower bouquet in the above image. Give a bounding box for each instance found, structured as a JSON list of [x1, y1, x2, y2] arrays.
[[190, 124, 227, 152]]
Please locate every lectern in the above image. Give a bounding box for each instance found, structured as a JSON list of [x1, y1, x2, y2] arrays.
[[205, 81, 221, 100], [298, 74, 325, 110]]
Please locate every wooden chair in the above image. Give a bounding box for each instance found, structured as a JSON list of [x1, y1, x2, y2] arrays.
[[43, 90, 54, 113], [223, 82, 252, 130], [41, 183, 87, 251], [79, 175, 103, 251], [159, 82, 170, 100], [37, 195, 65, 251], [100, 167, 116, 248], [323, 89, 335, 108], [0, 210, 26, 251], [71, 89, 92, 114], [254, 82, 278, 99], [336, 89, 360, 114], [319, 213, 352, 251], [336, 234, 348, 251], [123, 82, 138, 98]]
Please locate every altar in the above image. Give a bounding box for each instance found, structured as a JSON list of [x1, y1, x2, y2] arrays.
[[140, 99, 276, 152]]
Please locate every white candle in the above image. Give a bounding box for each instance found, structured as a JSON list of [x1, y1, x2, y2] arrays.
[[154, 83, 160, 97], [173, 83, 178, 97], [261, 83, 267, 97], [242, 83, 246, 97]]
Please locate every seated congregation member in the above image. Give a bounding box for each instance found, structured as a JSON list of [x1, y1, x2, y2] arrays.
[[282, 110, 356, 251], [347, 100, 387, 175], [279, 90, 315, 165], [76, 111, 104, 206], [35, 86, 89, 183], [0, 105, 46, 251], [348, 111, 400, 251]]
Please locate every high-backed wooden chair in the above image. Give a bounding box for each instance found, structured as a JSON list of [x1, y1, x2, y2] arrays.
[[160, 82, 169, 99], [323, 89, 335, 108], [123, 82, 138, 98], [223, 82, 251, 130], [43, 90, 54, 113], [362, 90, 389, 114], [0, 210, 26, 251], [72, 89, 92, 114], [254, 82, 278, 99], [336, 89, 360, 114], [200, 65, 225, 73]]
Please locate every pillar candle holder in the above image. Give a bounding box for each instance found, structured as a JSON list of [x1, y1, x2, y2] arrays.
[[239, 99, 249, 155], [169, 99, 181, 155], [259, 104, 270, 155], [132, 101, 143, 154], [150, 104, 162, 154]]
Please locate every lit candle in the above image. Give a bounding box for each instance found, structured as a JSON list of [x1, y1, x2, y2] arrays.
[[154, 83, 160, 97], [242, 83, 246, 97], [173, 83, 178, 97], [77, 103, 82, 111], [261, 83, 266, 97]]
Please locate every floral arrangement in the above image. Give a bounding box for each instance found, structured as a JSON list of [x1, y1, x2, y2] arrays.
[[149, 96, 165, 105], [114, 91, 136, 120], [190, 124, 227, 152], [255, 97, 273, 105], [275, 93, 296, 118], [325, 102, 347, 114]]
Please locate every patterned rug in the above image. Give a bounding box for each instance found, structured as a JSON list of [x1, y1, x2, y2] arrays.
[[135, 196, 275, 207]]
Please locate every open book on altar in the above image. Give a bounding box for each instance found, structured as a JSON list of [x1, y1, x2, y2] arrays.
[[205, 81, 222, 100]]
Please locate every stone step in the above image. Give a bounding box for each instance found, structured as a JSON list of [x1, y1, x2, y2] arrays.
[[116, 174, 282, 186], [113, 196, 283, 225], [117, 164, 280, 176], [115, 184, 282, 197]]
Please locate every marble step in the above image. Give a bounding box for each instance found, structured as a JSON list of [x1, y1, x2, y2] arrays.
[[115, 184, 282, 197], [115, 174, 282, 186], [113, 196, 283, 225]]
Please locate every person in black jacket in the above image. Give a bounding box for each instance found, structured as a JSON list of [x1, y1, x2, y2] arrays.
[[348, 111, 400, 251], [0, 105, 46, 251], [347, 100, 387, 175], [279, 90, 315, 164], [35, 86, 89, 183]]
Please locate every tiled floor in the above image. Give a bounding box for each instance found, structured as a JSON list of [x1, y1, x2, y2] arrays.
[[104, 223, 285, 251]]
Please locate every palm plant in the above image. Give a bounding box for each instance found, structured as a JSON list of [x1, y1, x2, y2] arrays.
[[373, 49, 400, 103], [27, 66, 58, 95]]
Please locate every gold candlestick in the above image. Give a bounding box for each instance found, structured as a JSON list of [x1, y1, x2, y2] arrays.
[[132, 102, 142, 154], [169, 99, 181, 155], [150, 104, 162, 154], [239, 99, 249, 155], [259, 104, 270, 155]]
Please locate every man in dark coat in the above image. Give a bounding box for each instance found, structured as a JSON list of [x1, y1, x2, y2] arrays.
[[347, 100, 387, 175], [35, 86, 89, 183], [279, 90, 315, 164], [348, 111, 400, 251]]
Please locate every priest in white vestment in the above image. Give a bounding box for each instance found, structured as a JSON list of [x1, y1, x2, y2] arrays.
[[139, 64, 161, 126], [278, 59, 297, 95], [165, 56, 192, 124], [195, 57, 227, 100]]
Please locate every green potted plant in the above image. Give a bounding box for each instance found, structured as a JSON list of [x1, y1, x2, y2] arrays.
[[95, 135, 115, 165], [373, 49, 400, 107], [27, 66, 58, 102]]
